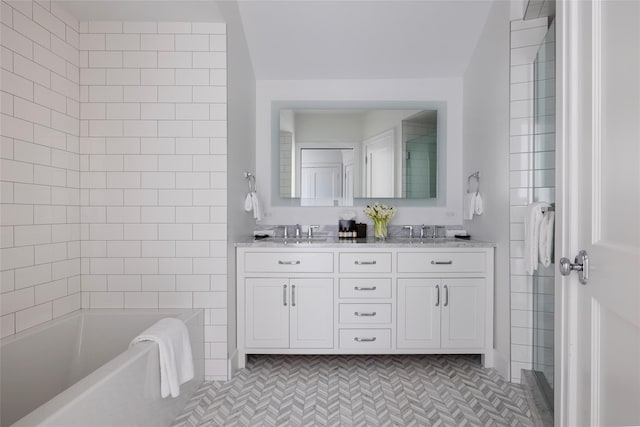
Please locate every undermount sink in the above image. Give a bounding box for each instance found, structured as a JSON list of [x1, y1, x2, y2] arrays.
[[386, 237, 456, 244], [260, 237, 328, 243]]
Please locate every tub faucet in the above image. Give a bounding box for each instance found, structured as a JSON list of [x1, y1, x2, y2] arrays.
[[294, 224, 301, 239], [420, 224, 427, 239], [402, 225, 414, 239]]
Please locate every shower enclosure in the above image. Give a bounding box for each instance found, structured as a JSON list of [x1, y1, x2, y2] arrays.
[[531, 18, 556, 410]]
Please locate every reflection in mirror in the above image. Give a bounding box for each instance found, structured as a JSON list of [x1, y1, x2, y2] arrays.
[[279, 109, 438, 205]]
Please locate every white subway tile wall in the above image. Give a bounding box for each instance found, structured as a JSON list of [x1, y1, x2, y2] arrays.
[[79, 21, 228, 381], [509, 17, 551, 383], [1, 1, 81, 336]]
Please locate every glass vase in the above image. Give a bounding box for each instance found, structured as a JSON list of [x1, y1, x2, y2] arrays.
[[373, 219, 388, 240]]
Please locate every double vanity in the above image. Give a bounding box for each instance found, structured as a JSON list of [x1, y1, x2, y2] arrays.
[[235, 237, 495, 369]]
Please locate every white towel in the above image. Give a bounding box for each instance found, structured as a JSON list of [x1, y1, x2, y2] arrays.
[[474, 192, 484, 216], [463, 192, 483, 220], [524, 202, 550, 274], [244, 191, 263, 221], [130, 318, 194, 398], [463, 193, 476, 220], [538, 211, 555, 267]]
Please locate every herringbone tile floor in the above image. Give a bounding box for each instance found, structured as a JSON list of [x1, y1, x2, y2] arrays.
[[173, 355, 534, 427]]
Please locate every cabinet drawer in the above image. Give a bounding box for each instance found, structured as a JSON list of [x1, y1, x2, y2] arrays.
[[339, 304, 391, 324], [244, 252, 333, 273], [339, 329, 391, 349], [339, 278, 392, 298], [339, 252, 392, 273], [397, 252, 485, 273]]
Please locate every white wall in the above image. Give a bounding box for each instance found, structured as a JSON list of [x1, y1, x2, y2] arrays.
[[361, 109, 421, 140], [255, 79, 463, 226], [1, 0, 81, 337], [462, 0, 511, 379], [77, 21, 228, 381], [217, 0, 256, 378], [294, 112, 363, 143]]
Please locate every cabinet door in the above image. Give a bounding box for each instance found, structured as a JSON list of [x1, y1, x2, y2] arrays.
[[245, 278, 289, 348], [397, 279, 441, 349], [441, 278, 485, 349], [290, 278, 334, 349]]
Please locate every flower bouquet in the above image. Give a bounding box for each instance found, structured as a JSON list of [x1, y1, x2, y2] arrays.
[[364, 203, 397, 240]]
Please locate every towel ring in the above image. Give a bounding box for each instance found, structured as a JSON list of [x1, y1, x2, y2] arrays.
[[244, 172, 256, 192], [467, 171, 480, 194]]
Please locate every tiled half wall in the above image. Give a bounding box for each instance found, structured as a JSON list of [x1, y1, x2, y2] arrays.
[[1, 1, 229, 381]]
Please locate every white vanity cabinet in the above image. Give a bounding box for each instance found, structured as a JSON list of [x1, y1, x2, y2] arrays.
[[245, 277, 333, 349], [236, 242, 494, 371], [397, 278, 485, 349]]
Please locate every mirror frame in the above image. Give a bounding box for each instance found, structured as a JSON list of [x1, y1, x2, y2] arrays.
[[271, 100, 447, 207]]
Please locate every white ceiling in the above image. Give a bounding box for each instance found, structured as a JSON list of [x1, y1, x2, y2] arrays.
[[56, 0, 495, 80], [236, 0, 495, 80]]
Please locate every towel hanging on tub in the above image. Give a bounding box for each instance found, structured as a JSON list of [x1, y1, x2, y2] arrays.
[[130, 318, 194, 398]]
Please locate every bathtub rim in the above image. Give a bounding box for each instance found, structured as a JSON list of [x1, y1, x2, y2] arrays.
[[5, 308, 204, 427]]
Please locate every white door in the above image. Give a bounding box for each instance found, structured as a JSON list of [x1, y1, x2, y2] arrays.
[[559, 1, 640, 425], [440, 279, 484, 349], [397, 279, 441, 349], [245, 278, 289, 348], [289, 278, 334, 349], [300, 164, 342, 204], [364, 129, 394, 197], [343, 162, 354, 202]]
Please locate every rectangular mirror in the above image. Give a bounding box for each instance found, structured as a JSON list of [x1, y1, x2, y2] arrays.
[[276, 103, 444, 206]]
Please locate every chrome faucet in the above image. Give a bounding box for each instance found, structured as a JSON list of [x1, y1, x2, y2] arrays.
[[294, 224, 301, 239], [276, 225, 288, 239], [402, 225, 414, 239], [308, 225, 319, 239], [420, 224, 427, 239]]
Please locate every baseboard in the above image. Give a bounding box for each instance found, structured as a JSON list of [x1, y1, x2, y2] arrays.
[[491, 349, 510, 381], [228, 349, 239, 379]]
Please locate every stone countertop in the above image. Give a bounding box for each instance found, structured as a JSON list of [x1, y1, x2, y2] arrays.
[[235, 236, 495, 248]]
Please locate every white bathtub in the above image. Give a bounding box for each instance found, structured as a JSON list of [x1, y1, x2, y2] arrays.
[[0, 309, 204, 427]]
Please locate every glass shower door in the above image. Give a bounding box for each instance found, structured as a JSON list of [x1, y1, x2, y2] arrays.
[[531, 18, 556, 407]]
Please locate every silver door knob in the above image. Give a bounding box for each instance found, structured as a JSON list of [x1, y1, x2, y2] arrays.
[[559, 250, 589, 285]]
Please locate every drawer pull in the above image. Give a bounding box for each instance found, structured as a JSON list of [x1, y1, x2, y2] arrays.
[[354, 337, 377, 342], [354, 260, 377, 265], [354, 286, 377, 291], [354, 311, 377, 317], [278, 260, 301, 265], [431, 260, 453, 265]]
